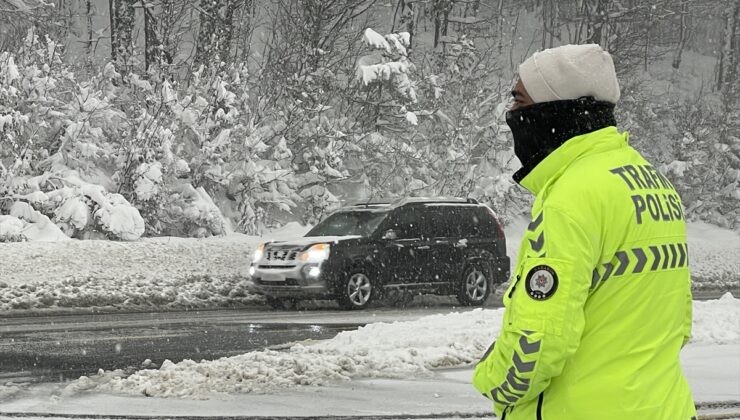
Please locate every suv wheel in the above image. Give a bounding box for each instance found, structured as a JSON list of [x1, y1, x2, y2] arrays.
[[456, 263, 491, 306], [337, 272, 375, 310], [265, 296, 298, 310]]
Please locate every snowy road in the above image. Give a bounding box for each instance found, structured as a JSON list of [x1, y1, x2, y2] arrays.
[[0, 296, 737, 419], [0, 305, 486, 383], [0, 293, 733, 384]]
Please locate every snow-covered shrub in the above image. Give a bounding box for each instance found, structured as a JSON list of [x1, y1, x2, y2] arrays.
[[161, 184, 228, 238], [357, 29, 417, 104], [0, 215, 27, 242], [0, 31, 146, 240], [159, 65, 299, 235], [5, 173, 146, 241], [92, 62, 284, 234], [8, 201, 69, 241]]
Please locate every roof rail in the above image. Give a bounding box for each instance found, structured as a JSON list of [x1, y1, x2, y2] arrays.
[[393, 197, 479, 206], [344, 201, 393, 208]]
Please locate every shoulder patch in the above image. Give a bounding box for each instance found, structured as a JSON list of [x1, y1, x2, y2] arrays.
[[525, 265, 558, 300]]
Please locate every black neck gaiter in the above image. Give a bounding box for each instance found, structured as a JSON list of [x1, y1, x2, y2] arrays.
[[506, 97, 616, 183]]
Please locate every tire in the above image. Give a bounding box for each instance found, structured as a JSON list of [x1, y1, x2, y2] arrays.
[[336, 271, 375, 310], [456, 262, 491, 306], [265, 296, 298, 310]]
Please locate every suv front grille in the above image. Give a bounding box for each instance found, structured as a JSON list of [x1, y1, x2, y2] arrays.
[[258, 264, 297, 269], [255, 278, 299, 286], [265, 248, 299, 261]]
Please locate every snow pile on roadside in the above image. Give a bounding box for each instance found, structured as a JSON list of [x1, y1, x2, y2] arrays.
[[691, 293, 740, 345], [0, 235, 262, 311], [66, 295, 739, 399], [0, 274, 259, 311], [0, 222, 314, 312], [685, 222, 740, 289], [0, 383, 25, 400], [66, 309, 501, 398], [0, 222, 313, 313]]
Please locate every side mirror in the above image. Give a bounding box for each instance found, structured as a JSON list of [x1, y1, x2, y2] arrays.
[[382, 229, 398, 240]]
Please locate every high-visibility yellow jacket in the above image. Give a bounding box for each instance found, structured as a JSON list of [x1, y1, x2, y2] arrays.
[[473, 126, 696, 420]]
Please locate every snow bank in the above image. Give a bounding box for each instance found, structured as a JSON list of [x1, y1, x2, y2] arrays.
[[0, 383, 25, 400], [0, 235, 260, 311], [685, 222, 740, 289], [690, 293, 740, 345], [66, 295, 739, 399], [0, 222, 313, 312], [66, 309, 500, 398], [0, 273, 258, 311]]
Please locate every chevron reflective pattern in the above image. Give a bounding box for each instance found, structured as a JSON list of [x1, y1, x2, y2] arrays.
[[527, 212, 543, 231], [487, 331, 541, 406], [591, 242, 689, 289], [527, 212, 546, 256]]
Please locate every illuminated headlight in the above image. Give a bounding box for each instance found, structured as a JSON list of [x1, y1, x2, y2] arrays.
[[252, 243, 265, 263], [249, 266, 256, 276], [298, 243, 330, 262], [301, 264, 322, 279]]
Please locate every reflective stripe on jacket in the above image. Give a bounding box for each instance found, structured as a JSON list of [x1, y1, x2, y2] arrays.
[[473, 126, 696, 420]]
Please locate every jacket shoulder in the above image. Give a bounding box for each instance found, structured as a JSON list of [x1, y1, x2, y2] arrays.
[[547, 146, 644, 205]]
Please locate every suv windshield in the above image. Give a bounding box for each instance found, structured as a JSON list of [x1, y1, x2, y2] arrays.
[[306, 210, 389, 237]]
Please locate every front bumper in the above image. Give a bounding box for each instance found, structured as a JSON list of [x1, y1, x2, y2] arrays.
[[248, 262, 334, 298]]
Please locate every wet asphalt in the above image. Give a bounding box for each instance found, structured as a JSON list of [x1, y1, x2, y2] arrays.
[[0, 289, 734, 384], [0, 308, 362, 383]]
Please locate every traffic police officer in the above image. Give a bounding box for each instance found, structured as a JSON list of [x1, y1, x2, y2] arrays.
[[473, 44, 697, 419]]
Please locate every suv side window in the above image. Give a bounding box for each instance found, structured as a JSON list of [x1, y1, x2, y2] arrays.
[[474, 207, 497, 238], [388, 208, 424, 240], [425, 207, 458, 238], [452, 207, 493, 238], [462, 207, 497, 238]]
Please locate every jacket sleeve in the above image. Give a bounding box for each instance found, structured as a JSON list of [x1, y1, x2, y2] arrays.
[[682, 285, 693, 348], [473, 205, 597, 416]]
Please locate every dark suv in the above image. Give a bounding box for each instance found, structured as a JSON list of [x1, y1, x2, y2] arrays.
[[248, 198, 510, 310]]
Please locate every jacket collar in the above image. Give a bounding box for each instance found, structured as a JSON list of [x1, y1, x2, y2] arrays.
[[518, 126, 628, 196]]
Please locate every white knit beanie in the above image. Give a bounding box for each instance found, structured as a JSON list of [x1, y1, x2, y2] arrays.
[[519, 44, 620, 104]]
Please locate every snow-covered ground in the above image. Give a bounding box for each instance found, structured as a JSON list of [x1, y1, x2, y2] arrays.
[[0, 223, 309, 313], [0, 220, 737, 313], [0, 294, 738, 417], [27, 295, 740, 398], [684, 222, 740, 288], [2, 352, 738, 418], [0, 235, 259, 312]]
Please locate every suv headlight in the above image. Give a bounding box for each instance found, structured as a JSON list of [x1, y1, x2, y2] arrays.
[[253, 243, 266, 263], [299, 243, 330, 262]]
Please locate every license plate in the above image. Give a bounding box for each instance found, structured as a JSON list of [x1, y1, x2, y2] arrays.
[[261, 272, 286, 282]]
